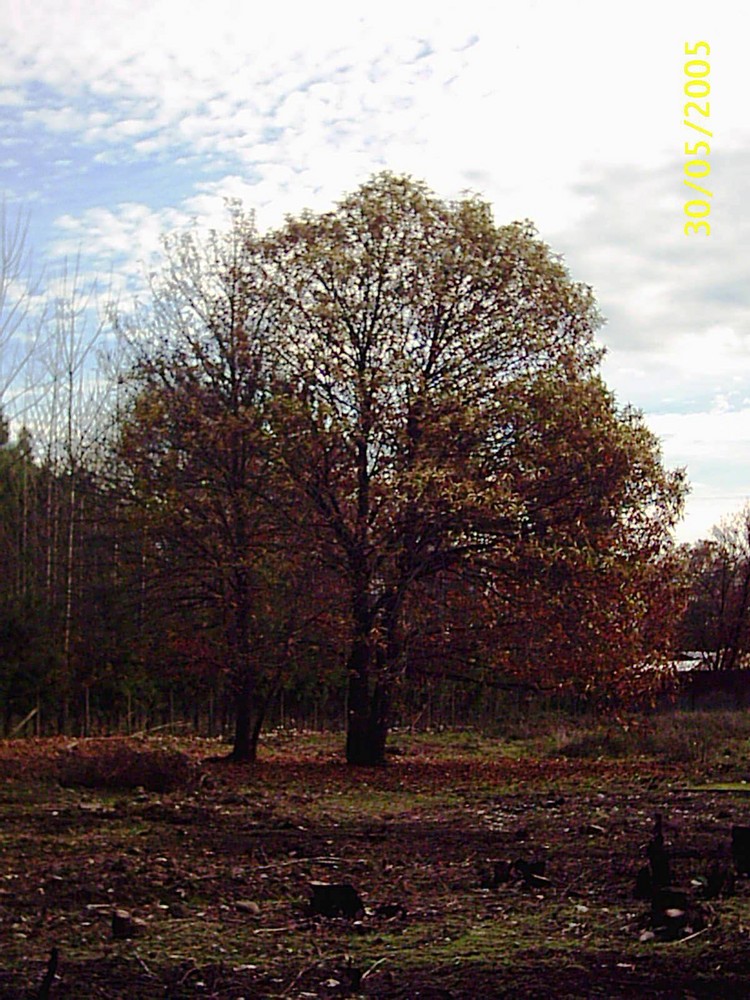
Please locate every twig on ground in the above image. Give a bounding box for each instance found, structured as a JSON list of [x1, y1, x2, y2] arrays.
[[130, 722, 191, 738], [362, 956, 387, 981], [177, 965, 201, 987], [133, 950, 156, 978], [668, 927, 710, 945], [254, 855, 352, 870]]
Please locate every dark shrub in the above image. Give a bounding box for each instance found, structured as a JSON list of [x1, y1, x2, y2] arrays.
[[57, 740, 196, 792]]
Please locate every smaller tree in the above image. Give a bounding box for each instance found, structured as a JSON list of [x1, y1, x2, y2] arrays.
[[116, 211, 346, 760], [680, 506, 750, 671], [117, 212, 277, 760]]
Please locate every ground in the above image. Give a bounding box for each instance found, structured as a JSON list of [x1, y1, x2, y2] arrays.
[[2, 718, 750, 998]]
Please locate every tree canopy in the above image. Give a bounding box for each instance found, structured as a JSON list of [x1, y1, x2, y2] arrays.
[[116, 174, 687, 763]]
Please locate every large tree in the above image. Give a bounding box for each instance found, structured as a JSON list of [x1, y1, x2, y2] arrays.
[[263, 173, 685, 763], [117, 175, 685, 764]]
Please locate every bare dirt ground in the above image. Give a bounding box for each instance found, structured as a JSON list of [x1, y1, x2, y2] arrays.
[[1, 729, 750, 998]]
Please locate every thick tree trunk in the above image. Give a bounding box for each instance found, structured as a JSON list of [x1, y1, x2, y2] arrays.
[[230, 656, 278, 762], [346, 705, 389, 764], [345, 620, 396, 767], [345, 587, 405, 766]]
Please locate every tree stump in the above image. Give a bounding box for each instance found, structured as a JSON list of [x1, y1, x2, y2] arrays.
[[731, 826, 750, 875], [646, 813, 670, 889], [308, 882, 364, 919]]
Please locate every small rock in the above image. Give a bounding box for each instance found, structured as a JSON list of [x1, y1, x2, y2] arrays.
[[236, 900, 261, 915]]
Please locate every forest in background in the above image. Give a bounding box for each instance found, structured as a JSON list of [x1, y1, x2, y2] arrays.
[[1, 176, 749, 760]]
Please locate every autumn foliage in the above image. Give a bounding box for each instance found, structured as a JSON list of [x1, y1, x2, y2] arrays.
[[108, 174, 688, 763]]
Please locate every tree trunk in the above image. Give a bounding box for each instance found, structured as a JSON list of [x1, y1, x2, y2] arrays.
[[346, 675, 391, 766], [368, 678, 390, 763], [345, 597, 402, 766], [230, 667, 277, 762], [346, 635, 380, 765], [345, 635, 394, 766], [230, 663, 258, 762]]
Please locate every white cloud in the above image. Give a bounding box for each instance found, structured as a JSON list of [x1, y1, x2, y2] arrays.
[[675, 487, 750, 544], [4, 0, 738, 202], [545, 146, 750, 432], [601, 324, 750, 414], [649, 404, 750, 540], [52, 203, 190, 279], [22, 105, 90, 134], [653, 406, 750, 458]]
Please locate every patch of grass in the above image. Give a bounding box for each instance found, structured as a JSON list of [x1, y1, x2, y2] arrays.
[[548, 711, 750, 770], [684, 781, 750, 793]]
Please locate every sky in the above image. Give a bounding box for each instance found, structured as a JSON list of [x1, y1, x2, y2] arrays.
[[1, 0, 748, 542]]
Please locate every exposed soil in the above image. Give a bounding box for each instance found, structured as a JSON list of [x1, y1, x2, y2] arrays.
[[1, 734, 750, 998]]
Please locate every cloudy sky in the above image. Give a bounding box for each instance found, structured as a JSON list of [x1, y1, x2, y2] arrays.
[[1, 0, 747, 541]]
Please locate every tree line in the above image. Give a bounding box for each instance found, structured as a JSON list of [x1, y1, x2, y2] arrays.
[[1, 174, 735, 764]]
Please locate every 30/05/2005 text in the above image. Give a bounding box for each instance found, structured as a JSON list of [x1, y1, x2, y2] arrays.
[[683, 41, 712, 236]]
